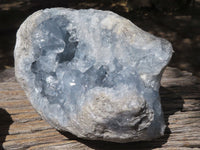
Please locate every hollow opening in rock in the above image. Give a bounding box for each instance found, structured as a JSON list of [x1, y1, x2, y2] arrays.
[[30, 16, 79, 104], [56, 31, 78, 63]]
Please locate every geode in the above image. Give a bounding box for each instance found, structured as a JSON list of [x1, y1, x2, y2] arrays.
[[14, 8, 173, 143]]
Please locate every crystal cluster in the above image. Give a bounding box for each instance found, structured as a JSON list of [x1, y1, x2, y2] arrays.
[[14, 8, 173, 143]]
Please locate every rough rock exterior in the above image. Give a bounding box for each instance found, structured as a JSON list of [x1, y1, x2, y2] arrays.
[[14, 8, 173, 143]]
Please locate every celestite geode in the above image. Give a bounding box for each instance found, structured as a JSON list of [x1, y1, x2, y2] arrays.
[[14, 8, 173, 143]]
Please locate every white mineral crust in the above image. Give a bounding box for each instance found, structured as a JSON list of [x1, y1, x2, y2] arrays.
[[14, 8, 173, 143]]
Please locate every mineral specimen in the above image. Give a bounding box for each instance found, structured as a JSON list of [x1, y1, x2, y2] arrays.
[[14, 8, 173, 143]]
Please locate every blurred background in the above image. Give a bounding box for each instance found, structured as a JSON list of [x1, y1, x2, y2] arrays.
[[0, 0, 199, 76]]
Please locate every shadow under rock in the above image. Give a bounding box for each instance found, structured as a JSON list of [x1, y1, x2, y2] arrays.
[[60, 86, 184, 150], [0, 108, 13, 149]]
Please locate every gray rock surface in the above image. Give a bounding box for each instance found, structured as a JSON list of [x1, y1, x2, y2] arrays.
[[14, 8, 173, 143]]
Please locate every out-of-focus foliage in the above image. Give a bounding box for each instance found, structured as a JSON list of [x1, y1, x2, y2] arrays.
[[127, 0, 194, 11]]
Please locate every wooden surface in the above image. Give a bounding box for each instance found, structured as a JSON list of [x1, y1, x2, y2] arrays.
[[0, 67, 200, 150]]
